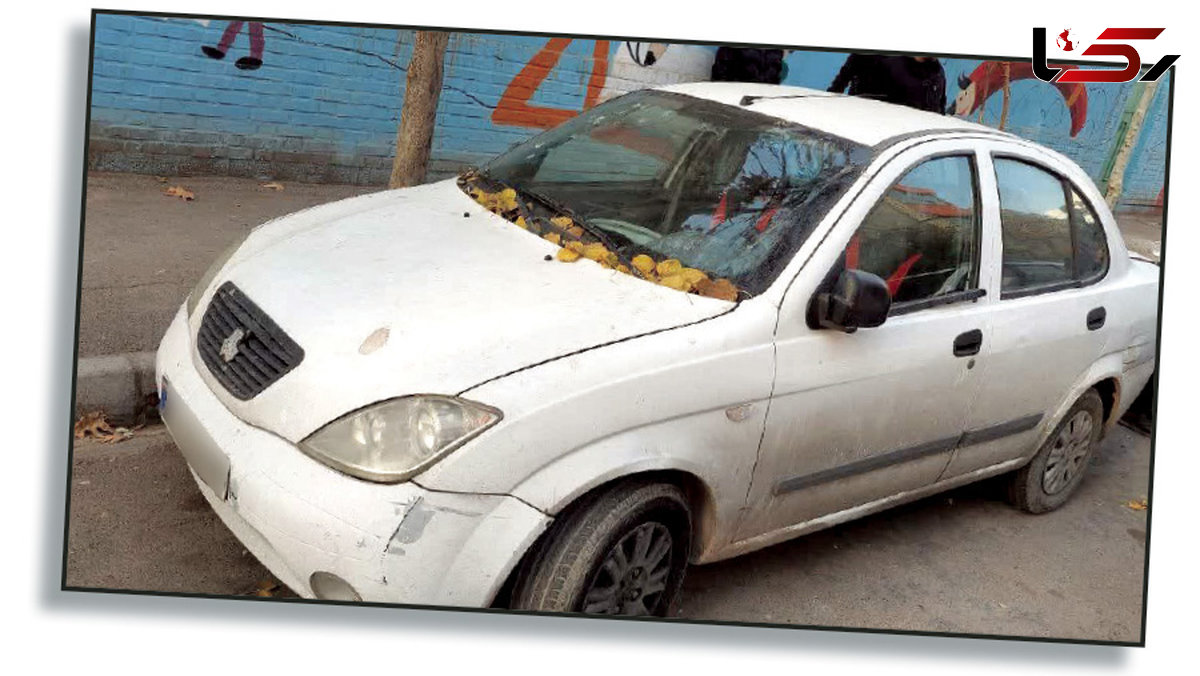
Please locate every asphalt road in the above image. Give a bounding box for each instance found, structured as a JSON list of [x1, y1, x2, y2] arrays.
[[64, 423, 1151, 642]]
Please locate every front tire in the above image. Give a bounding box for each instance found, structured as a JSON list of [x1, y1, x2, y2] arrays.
[[510, 480, 691, 616], [1009, 389, 1104, 513]]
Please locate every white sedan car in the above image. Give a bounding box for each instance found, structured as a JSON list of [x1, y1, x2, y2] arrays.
[[156, 82, 1159, 616]]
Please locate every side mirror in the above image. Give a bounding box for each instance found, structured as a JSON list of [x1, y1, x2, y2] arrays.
[[813, 268, 891, 333]]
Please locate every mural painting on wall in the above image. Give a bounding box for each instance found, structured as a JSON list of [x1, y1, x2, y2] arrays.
[[951, 60, 1088, 137], [491, 39, 610, 129], [201, 21, 267, 71], [492, 39, 714, 129], [598, 42, 715, 101]]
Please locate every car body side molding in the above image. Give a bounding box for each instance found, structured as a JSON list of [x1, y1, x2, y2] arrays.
[[773, 414, 1043, 496]]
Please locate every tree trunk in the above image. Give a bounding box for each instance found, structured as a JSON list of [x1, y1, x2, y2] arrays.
[[389, 31, 450, 188]]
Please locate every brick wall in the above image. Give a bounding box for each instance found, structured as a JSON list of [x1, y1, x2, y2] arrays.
[[88, 13, 1169, 206]]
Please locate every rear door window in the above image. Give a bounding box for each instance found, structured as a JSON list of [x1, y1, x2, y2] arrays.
[[994, 158, 1110, 297]]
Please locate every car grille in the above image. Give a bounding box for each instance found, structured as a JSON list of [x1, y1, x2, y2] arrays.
[[196, 282, 304, 400]]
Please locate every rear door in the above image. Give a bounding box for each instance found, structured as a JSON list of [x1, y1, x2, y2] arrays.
[[734, 141, 996, 543], [940, 144, 1117, 479]]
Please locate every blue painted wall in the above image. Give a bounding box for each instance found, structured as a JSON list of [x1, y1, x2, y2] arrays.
[[88, 14, 1169, 205]]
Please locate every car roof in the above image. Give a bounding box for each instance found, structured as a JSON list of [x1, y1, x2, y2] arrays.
[[658, 82, 1013, 147]]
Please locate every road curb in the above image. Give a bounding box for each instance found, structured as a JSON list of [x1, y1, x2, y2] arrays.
[[75, 351, 159, 425]]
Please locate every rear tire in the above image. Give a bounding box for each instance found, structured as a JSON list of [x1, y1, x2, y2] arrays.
[[1009, 389, 1104, 514], [510, 480, 691, 616]]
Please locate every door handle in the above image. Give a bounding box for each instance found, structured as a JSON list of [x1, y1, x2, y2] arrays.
[[953, 329, 983, 357], [1087, 307, 1106, 331]]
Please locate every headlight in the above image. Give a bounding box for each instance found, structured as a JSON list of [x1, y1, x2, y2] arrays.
[[298, 396, 502, 482], [186, 233, 249, 317]]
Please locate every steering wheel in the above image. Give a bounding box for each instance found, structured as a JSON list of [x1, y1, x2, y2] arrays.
[[933, 262, 972, 297], [587, 218, 660, 248]]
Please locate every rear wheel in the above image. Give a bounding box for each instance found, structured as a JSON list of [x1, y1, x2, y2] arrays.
[[1009, 389, 1104, 513], [510, 480, 691, 616]]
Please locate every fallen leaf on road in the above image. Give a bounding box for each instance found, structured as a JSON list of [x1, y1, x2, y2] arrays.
[[163, 185, 195, 201], [74, 411, 114, 440], [1125, 498, 1148, 511], [74, 411, 142, 444], [255, 580, 281, 597], [260, 181, 285, 191], [154, 176, 169, 183], [102, 426, 137, 444]]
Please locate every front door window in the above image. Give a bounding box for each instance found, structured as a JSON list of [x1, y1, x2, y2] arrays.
[[845, 155, 980, 306]]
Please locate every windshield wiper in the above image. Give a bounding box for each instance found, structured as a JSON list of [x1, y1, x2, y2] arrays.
[[739, 93, 830, 106], [461, 167, 632, 269], [510, 183, 627, 258]]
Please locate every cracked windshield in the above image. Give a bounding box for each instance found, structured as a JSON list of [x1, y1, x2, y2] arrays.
[[459, 90, 869, 300]]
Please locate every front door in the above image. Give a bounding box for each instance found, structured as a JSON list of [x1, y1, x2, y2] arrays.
[[734, 147, 994, 545]]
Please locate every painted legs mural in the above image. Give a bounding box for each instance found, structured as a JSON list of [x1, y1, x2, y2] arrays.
[[202, 21, 266, 71]]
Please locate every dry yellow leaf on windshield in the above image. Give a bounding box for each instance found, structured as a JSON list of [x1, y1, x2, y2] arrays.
[[496, 188, 517, 211], [542, 232, 561, 245], [556, 248, 582, 262], [659, 274, 690, 291], [695, 278, 739, 302], [582, 243, 609, 261], [656, 259, 682, 277], [679, 268, 709, 286], [472, 188, 518, 213], [632, 255, 656, 275]]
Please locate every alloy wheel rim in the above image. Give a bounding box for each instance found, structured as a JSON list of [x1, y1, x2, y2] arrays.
[[582, 522, 673, 615], [1042, 410, 1095, 495]]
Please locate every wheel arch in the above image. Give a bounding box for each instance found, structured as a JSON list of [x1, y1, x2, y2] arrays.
[[1092, 375, 1121, 431], [1039, 354, 1125, 453], [490, 468, 721, 608]]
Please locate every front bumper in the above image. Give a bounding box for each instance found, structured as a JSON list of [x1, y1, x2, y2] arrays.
[[155, 305, 551, 606]]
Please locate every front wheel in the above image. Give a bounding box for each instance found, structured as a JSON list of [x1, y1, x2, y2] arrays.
[[1008, 389, 1105, 513], [510, 480, 692, 616]]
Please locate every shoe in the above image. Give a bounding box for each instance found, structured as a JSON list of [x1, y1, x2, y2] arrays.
[[235, 56, 263, 70], [201, 46, 226, 60]]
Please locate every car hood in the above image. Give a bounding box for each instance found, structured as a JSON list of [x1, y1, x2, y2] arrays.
[[190, 179, 734, 442]]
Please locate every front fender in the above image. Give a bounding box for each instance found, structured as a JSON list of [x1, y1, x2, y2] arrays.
[[414, 302, 779, 558], [504, 402, 764, 561]]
